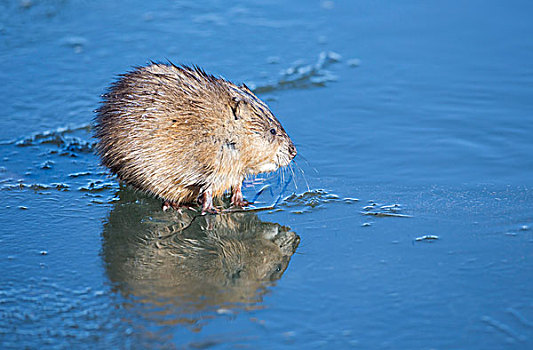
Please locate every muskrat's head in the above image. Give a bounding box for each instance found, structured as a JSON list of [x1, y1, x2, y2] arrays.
[[227, 84, 297, 175]]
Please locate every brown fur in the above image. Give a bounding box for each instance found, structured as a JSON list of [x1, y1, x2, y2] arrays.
[[94, 63, 296, 209]]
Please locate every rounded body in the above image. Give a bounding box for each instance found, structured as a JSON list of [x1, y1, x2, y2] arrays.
[[94, 63, 296, 210]]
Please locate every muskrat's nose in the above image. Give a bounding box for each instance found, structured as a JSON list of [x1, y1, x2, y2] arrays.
[[288, 143, 297, 159]]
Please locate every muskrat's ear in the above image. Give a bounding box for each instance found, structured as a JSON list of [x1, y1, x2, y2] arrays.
[[240, 83, 253, 94], [229, 96, 242, 120]]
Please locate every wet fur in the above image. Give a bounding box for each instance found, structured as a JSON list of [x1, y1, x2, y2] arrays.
[[94, 63, 296, 206]]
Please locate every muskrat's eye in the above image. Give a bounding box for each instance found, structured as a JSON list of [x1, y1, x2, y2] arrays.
[[270, 128, 277, 135]]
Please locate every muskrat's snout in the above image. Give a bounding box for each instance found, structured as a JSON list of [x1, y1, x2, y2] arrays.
[[288, 142, 297, 160]]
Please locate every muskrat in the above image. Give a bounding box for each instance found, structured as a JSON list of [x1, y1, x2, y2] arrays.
[[94, 63, 297, 213]]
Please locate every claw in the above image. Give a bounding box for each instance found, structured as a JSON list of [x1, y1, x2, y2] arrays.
[[162, 200, 196, 212], [162, 200, 176, 211], [201, 206, 219, 215], [231, 185, 252, 208]]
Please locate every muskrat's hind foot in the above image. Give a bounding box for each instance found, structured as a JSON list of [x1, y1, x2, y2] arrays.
[[231, 185, 252, 208], [200, 189, 219, 214]]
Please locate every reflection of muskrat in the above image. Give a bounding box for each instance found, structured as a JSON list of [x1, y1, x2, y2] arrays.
[[94, 63, 297, 212], [101, 191, 300, 328]]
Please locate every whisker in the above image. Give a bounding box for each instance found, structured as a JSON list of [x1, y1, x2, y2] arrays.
[[289, 163, 298, 190], [281, 162, 286, 185], [272, 169, 292, 207], [293, 159, 310, 192], [297, 153, 319, 175]]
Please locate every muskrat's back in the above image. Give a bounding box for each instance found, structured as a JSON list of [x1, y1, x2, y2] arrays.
[[94, 63, 296, 212]]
